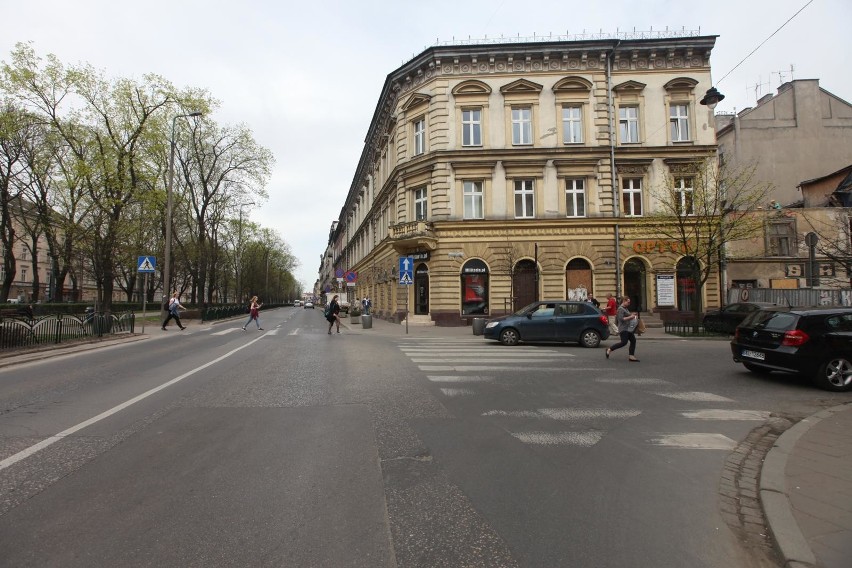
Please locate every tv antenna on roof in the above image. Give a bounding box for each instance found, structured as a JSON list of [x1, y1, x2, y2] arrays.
[[772, 64, 795, 86], [747, 76, 770, 102]]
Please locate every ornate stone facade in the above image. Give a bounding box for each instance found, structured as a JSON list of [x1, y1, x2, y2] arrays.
[[323, 35, 722, 325]]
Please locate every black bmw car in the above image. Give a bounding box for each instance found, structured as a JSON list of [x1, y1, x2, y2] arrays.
[[730, 306, 852, 391]]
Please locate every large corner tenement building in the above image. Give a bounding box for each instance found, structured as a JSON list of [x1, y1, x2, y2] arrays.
[[321, 32, 721, 326]]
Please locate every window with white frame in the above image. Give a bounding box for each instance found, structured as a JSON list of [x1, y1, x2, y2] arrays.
[[565, 178, 586, 217], [462, 108, 482, 146], [514, 179, 535, 218], [414, 187, 428, 221], [562, 105, 583, 144], [463, 181, 484, 219], [674, 177, 694, 215], [670, 104, 690, 142], [511, 107, 532, 145], [413, 118, 426, 155], [622, 178, 643, 216], [619, 106, 639, 143]]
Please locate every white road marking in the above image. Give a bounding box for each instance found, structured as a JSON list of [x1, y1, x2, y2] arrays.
[[0, 332, 270, 472], [288, 329, 300, 335], [651, 433, 737, 450], [681, 409, 770, 421], [418, 365, 588, 372], [411, 357, 569, 363], [212, 328, 242, 335], [537, 408, 642, 420], [595, 378, 672, 385], [427, 375, 494, 382], [510, 431, 604, 446], [655, 392, 734, 402], [483, 408, 641, 421], [440, 388, 476, 397]]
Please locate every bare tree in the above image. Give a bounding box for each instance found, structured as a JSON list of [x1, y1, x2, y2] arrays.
[[640, 158, 773, 320]]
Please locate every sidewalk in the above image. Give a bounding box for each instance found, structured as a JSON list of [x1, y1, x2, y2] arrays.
[[760, 403, 852, 568]]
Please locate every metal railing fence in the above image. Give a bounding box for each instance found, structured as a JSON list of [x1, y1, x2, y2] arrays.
[[0, 311, 136, 351]]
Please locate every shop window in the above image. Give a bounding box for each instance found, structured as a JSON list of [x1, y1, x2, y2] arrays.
[[461, 259, 489, 315]]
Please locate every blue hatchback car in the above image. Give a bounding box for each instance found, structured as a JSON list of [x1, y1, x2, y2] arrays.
[[483, 300, 610, 347]]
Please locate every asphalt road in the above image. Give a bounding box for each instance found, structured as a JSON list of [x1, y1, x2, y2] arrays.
[[0, 308, 845, 567]]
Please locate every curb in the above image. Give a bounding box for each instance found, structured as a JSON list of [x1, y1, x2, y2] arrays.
[[760, 403, 852, 567]]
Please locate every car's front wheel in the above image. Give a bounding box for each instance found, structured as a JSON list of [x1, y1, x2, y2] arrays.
[[579, 329, 601, 348], [499, 328, 520, 346], [813, 356, 852, 392]]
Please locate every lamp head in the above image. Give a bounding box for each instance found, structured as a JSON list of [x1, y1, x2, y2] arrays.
[[700, 87, 725, 110]]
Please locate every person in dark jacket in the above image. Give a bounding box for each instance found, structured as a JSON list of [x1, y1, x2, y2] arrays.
[[327, 295, 341, 334]]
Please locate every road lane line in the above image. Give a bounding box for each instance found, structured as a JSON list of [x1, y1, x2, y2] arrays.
[[0, 333, 269, 472]]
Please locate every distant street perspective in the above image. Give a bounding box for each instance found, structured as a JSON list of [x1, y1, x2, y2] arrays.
[[0, 307, 848, 567]]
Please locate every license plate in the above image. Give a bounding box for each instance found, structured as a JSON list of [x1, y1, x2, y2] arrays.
[[741, 349, 765, 361]]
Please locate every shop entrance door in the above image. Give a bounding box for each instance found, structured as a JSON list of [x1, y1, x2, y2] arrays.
[[414, 264, 429, 315], [623, 258, 646, 312]]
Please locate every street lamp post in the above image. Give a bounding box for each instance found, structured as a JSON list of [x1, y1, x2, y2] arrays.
[[162, 112, 201, 318]]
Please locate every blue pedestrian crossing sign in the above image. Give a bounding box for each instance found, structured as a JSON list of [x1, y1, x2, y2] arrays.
[[399, 256, 413, 285], [137, 256, 156, 273]]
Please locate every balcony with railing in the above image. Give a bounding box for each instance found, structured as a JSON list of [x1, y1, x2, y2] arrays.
[[388, 220, 438, 252]]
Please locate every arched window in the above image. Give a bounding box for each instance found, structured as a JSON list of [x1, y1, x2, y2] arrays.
[[461, 259, 489, 315]]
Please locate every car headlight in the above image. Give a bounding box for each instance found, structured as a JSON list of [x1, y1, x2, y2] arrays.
[[485, 321, 498, 329]]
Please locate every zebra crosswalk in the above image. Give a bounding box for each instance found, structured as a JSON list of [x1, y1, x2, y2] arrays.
[[397, 337, 765, 451]]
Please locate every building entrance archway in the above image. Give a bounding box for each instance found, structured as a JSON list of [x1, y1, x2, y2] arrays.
[[512, 259, 537, 311], [623, 258, 647, 312], [415, 263, 429, 315]]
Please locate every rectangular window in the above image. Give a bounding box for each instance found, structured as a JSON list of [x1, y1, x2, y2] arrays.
[[413, 118, 425, 155], [622, 178, 643, 216], [511, 107, 532, 145], [619, 106, 639, 143], [675, 178, 694, 216], [414, 187, 427, 221], [565, 178, 586, 217], [562, 106, 583, 144], [462, 108, 482, 146], [767, 220, 796, 256], [670, 104, 690, 142], [514, 179, 535, 218], [463, 181, 484, 219]]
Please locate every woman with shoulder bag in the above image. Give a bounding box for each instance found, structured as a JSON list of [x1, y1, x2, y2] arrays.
[[242, 296, 263, 331], [605, 296, 640, 362]]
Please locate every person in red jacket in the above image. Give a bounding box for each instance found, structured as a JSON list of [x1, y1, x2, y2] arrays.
[[605, 293, 618, 335]]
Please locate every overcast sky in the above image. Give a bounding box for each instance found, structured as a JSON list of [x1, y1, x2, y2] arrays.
[[2, 0, 847, 290]]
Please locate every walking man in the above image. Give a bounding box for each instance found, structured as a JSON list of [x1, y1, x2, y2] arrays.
[[162, 291, 186, 331]]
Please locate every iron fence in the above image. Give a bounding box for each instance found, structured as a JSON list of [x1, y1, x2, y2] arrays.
[[0, 311, 136, 351], [663, 319, 728, 337]]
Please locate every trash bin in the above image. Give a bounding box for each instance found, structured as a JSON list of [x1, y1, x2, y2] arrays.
[[361, 314, 372, 329], [472, 317, 486, 335]]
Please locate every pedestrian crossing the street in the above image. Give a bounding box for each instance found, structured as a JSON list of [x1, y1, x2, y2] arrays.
[[396, 338, 767, 451]]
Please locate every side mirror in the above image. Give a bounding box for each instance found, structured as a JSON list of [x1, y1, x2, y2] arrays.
[[526, 313, 533, 319]]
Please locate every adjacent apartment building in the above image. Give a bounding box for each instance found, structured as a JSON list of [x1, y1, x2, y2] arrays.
[[715, 80, 852, 294], [322, 32, 722, 325]]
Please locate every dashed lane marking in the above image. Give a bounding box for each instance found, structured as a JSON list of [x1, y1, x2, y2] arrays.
[[427, 375, 494, 382], [654, 391, 734, 402], [440, 388, 476, 397], [418, 365, 596, 372], [510, 431, 604, 446], [595, 378, 672, 386], [650, 433, 738, 450], [681, 409, 770, 421]]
